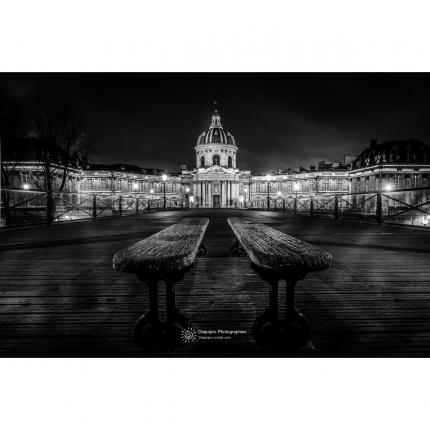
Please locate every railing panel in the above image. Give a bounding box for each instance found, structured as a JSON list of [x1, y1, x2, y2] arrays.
[[381, 189, 430, 227], [338, 192, 378, 223], [1, 189, 48, 227]]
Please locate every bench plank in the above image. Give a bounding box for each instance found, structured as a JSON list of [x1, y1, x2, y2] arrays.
[[113, 218, 209, 275], [228, 217, 332, 273]]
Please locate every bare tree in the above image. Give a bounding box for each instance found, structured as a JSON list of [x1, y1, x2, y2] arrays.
[[0, 90, 29, 226], [25, 95, 94, 192], [56, 103, 94, 191]]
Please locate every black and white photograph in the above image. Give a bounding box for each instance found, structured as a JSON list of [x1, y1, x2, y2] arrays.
[[1, 2, 430, 430], [1, 73, 429, 358]]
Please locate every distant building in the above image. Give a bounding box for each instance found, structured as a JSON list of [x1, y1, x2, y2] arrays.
[[2, 109, 430, 212]]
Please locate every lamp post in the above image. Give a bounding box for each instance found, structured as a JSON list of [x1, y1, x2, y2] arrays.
[[265, 175, 272, 210], [293, 182, 300, 214], [162, 174, 168, 211], [185, 186, 190, 208], [133, 182, 139, 215], [149, 188, 154, 212]]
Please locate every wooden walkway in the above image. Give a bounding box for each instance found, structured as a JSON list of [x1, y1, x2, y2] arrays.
[[0, 209, 429, 357]]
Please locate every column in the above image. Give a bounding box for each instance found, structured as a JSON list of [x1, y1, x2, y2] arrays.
[[202, 181, 205, 207]]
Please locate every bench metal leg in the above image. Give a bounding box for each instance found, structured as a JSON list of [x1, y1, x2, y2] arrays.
[[166, 279, 176, 319], [197, 243, 207, 257], [164, 279, 193, 345], [252, 273, 314, 352], [133, 278, 160, 345], [148, 279, 159, 319], [268, 279, 278, 321], [229, 238, 247, 257], [283, 277, 313, 351], [133, 275, 193, 348], [285, 278, 296, 322]]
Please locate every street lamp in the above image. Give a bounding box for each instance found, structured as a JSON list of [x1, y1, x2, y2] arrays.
[[162, 174, 168, 210], [184, 186, 190, 208], [384, 183, 393, 192], [293, 182, 300, 215], [132, 182, 139, 191], [149, 188, 154, 211], [265, 174, 272, 210], [23, 183, 30, 190]]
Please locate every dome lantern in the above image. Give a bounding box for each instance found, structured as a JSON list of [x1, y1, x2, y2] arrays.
[[196, 104, 236, 146]]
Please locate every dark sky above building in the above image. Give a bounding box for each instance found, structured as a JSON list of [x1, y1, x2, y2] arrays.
[[1, 73, 429, 173]]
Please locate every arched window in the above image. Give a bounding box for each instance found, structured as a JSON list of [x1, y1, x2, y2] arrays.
[[200, 156, 205, 167], [213, 155, 220, 166], [228, 156, 233, 168]]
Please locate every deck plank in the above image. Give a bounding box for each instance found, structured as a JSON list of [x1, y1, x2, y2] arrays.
[[0, 209, 429, 356]]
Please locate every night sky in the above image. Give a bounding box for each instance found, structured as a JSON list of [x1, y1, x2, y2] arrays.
[[1, 73, 429, 173]]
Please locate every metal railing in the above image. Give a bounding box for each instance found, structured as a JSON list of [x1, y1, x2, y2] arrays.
[[0, 189, 183, 228], [251, 186, 430, 228]]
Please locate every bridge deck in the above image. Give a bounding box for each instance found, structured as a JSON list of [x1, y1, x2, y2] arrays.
[[0, 209, 429, 357]]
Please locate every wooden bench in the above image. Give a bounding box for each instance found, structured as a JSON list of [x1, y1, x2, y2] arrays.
[[113, 218, 209, 347], [228, 217, 332, 349]]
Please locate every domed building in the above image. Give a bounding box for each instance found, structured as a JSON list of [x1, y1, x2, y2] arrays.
[[190, 106, 243, 207], [195, 108, 237, 169]]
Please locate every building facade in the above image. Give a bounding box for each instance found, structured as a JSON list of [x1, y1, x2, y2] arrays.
[[2, 108, 430, 213]]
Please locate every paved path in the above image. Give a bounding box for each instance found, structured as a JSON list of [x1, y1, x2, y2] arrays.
[[0, 209, 429, 356]]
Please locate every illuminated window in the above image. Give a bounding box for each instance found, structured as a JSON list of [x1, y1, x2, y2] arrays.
[[213, 155, 220, 166]]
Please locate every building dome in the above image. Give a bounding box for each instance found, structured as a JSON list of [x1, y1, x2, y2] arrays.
[[197, 109, 236, 146], [352, 138, 430, 169]]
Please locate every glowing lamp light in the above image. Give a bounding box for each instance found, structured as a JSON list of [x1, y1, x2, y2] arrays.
[[189, 196, 194, 203], [162, 174, 168, 182], [150, 189, 154, 194], [185, 187, 190, 193], [243, 186, 248, 192], [384, 184, 393, 192], [265, 174, 272, 182], [23, 183, 30, 190], [423, 216, 429, 226], [293, 183, 300, 191], [239, 196, 244, 203], [277, 191, 282, 197], [132, 183, 139, 190]]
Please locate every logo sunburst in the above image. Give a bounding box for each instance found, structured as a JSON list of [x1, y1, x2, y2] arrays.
[[180, 328, 197, 343]]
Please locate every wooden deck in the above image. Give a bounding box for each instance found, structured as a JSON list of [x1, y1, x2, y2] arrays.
[[0, 209, 429, 357]]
